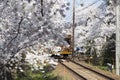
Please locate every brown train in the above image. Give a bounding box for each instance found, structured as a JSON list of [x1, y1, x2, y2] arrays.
[[60, 46, 72, 56], [60, 34, 72, 58], [51, 35, 72, 58]]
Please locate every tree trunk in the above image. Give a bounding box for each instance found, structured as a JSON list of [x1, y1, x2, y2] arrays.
[[41, 0, 44, 16]]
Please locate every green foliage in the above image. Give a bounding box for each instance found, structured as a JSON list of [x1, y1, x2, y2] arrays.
[[15, 70, 57, 80], [100, 33, 115, 66], [14, 64, 57, 80], [97, 65, 108, 71]]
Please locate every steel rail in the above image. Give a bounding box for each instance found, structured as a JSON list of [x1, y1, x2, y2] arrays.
[[70, 60, 116, 80], [59, 60, 87, 80]]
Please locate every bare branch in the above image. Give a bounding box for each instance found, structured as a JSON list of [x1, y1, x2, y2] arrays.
[[7, 17, 23, 48]]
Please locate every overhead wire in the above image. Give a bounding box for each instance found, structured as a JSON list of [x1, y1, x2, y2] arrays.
[[76, 0, 101, 12], [65, 0, 103, 22]]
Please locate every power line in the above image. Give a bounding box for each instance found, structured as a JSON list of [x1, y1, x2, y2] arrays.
[[65, 0, 102, 22], [76, 0, 101, 12]]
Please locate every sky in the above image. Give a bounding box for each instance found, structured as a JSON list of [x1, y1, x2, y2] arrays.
[[65, 0, 104, 22]]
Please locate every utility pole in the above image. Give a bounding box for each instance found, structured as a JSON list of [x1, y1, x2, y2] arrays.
[[116, 0, 120, 75], [72, 0, 75, 55]]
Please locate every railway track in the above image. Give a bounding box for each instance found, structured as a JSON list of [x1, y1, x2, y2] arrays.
[[59, 59, 116, 80], [59, 60, 87, 80]]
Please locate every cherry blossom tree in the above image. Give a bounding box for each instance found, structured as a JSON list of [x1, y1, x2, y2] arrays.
[[75, 0, 116, 54], [0, 0, 69, 79]]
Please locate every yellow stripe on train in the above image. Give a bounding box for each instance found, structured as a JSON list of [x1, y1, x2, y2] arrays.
[[60, 51, 72, 54]]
